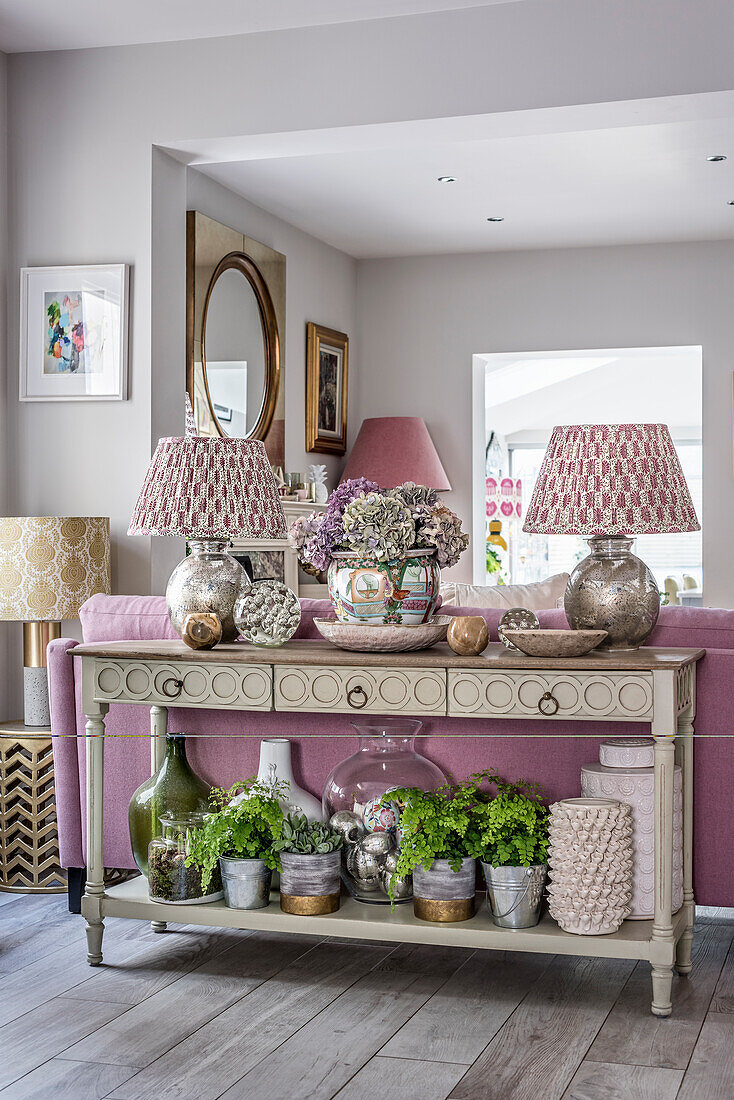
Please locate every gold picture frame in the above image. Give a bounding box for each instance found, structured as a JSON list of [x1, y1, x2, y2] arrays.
[[306, 322, 348, 454]]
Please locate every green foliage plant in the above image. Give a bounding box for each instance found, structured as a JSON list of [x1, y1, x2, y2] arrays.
[[186, 777, 287, 892], [383, 781, 476, 904], [464, 769, 549, 868], [271, 812, 344, 855]]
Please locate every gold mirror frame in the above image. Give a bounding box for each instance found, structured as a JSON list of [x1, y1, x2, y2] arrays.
[[199, 252, 280, 441]]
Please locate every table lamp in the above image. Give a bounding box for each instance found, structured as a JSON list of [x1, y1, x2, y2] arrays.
[[0, 517, 111, 724], [340, 417, 451, 490], [523, 424, 699, 649], [128, 435, 287, 641]]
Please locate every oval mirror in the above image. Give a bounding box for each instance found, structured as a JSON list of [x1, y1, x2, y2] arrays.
[[200, 252, 279, 440]]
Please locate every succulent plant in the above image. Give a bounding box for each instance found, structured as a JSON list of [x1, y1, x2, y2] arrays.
[[273, 812, 344, 855], [342, 492, 415, 562]]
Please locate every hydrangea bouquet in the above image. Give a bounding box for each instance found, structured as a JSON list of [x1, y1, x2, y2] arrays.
[[288, 480, 468, 570]]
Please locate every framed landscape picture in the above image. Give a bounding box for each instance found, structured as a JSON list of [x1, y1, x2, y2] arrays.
[[19, 264, 129, 401], [306, 321, 348, 454]]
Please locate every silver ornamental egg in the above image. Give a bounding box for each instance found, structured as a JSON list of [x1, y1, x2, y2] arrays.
[[360, 832, 394, 857], [346, 845, 382, 891], [329, 810, 366, 846]]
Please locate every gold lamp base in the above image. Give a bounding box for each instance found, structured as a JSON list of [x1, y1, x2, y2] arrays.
[[22, 622, 61, 727]]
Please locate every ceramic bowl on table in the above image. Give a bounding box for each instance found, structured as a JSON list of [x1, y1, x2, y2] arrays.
[[314, 616, 450, 653], [502, 628, 608, 658]]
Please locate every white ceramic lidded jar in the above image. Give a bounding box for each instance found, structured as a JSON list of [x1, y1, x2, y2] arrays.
[[581, 738, 682, 919]]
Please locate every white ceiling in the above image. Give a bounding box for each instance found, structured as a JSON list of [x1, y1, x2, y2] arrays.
[[196, 113, 734, 258], [0, 0, 520, 53]]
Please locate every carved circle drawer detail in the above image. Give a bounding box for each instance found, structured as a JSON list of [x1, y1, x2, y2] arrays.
[[274, 666, 445, 714], [447, 670, 653, 720], [95, 660, 272, 709]]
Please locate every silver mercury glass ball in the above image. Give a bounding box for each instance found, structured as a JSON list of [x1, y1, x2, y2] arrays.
[[378, 850, 412, 898], [346, 844, 382, 891], [329, 810, 366, 846], [360, 832, 394, 858]]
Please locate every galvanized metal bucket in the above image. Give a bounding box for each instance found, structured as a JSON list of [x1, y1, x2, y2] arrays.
[[219, 856, 272, 909], [482, 863, 548, 928]]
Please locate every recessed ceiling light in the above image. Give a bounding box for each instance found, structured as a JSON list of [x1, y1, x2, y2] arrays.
[[487, 217, 505, 222], [728, 200, 734, 205], [707, 155, 727, 162], [437, 176, 457, 183]]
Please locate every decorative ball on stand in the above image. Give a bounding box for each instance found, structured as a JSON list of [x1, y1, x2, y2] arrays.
[[447, 615, 489, 656]]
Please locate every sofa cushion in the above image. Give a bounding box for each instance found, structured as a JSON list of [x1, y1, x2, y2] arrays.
[[80, 593, 177, 643], [440, 573, 569, 611]]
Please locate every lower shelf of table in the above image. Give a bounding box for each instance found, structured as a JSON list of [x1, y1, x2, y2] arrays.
[[98, 877, 686, 962]]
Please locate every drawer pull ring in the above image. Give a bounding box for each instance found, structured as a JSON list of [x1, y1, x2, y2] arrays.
[[538, 690, 559, 716], [162, 678, 184, 699], [347, 685, 368, 709]]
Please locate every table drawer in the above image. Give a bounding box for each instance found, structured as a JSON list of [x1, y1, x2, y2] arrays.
[[447, 669, 653, 721], [274, 665, 446, 715], [94, 659, 273, 710]]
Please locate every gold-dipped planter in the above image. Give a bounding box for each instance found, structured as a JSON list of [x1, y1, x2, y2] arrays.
[[412, 857, 477, 923], [280, 891, 340, 915], [413, 896, 475, 923]]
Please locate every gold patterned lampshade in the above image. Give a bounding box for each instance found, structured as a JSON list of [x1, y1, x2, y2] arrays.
[[0, 516, 111, 622], [0, 517, 111, 726]]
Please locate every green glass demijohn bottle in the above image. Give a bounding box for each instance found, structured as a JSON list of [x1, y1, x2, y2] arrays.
[[128, 734, 213, 876]]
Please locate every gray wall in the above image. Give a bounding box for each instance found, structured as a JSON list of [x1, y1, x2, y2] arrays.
[[356, 241, 734, 604], [0, 51, 8, 719]]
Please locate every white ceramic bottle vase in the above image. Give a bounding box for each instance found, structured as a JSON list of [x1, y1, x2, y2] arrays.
[[257, 738, 324, 822], [581, 737, 682, 919], [547, 798, 633, 935]]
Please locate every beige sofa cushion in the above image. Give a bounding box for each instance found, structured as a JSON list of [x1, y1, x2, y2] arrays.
[[440, 572, 569, 611]]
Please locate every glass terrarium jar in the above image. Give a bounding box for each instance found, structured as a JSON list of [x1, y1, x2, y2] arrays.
[[147, 813, 223, 904], [322, 719, 446, 904]]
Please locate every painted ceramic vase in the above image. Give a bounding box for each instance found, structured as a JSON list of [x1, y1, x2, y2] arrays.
[[328, 550, 440, 625]]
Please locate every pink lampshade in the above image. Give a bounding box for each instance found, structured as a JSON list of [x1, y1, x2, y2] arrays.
[[523, 423, 699, 535], [340, 417, 451, 491], [128, 436, 286, 539]]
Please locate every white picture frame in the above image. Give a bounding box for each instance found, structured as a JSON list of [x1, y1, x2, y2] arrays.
[[19, 263, 129, 401]]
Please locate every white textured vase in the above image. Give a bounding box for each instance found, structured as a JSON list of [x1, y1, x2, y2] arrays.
[[547, 798, 633, 935], [257, 738, 324, 822], [581, 738, 682, 919]]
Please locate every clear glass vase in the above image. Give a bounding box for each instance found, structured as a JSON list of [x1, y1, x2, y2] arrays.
[[322, 719, 446, 904]]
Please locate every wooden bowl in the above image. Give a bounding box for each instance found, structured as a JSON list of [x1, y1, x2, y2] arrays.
[[502, 629, 607, 657]]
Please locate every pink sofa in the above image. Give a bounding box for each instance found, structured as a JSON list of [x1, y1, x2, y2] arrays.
[[49, 595, 734, 910]]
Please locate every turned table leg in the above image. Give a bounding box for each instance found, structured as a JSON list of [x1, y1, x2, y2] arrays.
[[650, 730, 676, 1016], [675, 712, 695, 974], [83, 699, 109, 966]]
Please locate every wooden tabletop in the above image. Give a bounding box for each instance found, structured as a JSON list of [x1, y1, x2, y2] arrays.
[[68, 638, 705, 672]]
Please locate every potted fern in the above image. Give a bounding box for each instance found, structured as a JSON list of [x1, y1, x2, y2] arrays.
[[186, 777, 286, 910], [272, 812, 344, 914], [465, 770, 549, 928], [384, 782, 477, 922]]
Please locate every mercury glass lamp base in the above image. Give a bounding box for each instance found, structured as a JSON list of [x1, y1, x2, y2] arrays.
[[166, 539, 249, 643], [564, 536, 660, 651]]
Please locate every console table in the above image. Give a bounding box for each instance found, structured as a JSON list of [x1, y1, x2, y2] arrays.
[[72, 638, 703, 1017]]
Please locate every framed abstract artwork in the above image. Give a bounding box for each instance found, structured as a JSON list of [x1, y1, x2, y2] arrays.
[[305, 321, 348, 454], [19, 264, 129, 401]]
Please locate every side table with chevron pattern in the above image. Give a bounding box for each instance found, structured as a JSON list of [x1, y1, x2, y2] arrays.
[[0, 721, 66, 893]]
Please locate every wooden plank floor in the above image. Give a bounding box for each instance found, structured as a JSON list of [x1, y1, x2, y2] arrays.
[[0, 895, 732, 1100]]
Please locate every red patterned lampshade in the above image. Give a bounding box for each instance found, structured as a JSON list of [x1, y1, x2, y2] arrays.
[[523, 424, 699, 536], [340, 417, 451, 491], [128, 436, 287, 539]]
